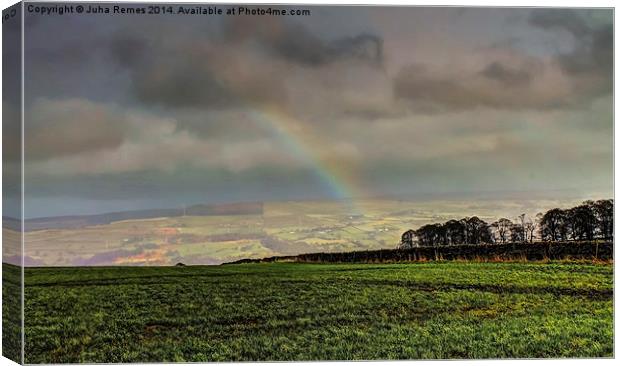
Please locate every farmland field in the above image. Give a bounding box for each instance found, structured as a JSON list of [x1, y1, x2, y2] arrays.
[[21, 261, 613, 362], [18, 198, 596, 266]]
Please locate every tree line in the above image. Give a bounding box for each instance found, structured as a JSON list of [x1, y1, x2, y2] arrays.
[[400, 199, 613, 248]]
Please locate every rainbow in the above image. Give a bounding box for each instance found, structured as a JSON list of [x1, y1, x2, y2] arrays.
[[243, 104, 364, 215]]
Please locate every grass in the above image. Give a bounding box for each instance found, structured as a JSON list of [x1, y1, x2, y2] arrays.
[[2, 263, 22, 363], [20, 261, 613, 363]]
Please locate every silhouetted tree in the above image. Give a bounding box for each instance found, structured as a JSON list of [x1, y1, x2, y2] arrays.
[[434, 223, 448, 246], [444, 219, 466, 245], [539, 200, 610, 242], [566, 203, 597, 241], [510, 223, 525, 242], [415, 224, 445, 247], [405, 199, 611, 249], [491, 218, 512, 243], [464, 216, 492, 244], [400, 229, 417, 249], [540, 208, 568, 241], [593, 199, 613, 239]]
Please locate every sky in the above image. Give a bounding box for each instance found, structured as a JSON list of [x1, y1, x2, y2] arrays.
[[3, 4, 613, 218]]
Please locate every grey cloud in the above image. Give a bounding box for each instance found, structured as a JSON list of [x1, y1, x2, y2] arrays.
[[529, 9, 612, 94], [395, 32, 610, 113], [394, 66, 471, 112], [359, 124, 612, 198], [331, 34, 383, 66], [2, 102, 21, 162], [24, 11, 387, 117], [393, 62, 554, 112], [558, 25, 612, 76], [528, 9, 591, 38], [480, 62, 532, 87], [18, 7, 612, 218], [342, 105, 404, 121], [108, 36, 147, 68], [393, 9, 612, 113], [25, 98, 127, 160]]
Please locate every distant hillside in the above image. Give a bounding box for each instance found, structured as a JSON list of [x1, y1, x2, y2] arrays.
[[17, 202, 264, 231], [184, 202, 263, 216], [2, 216, 21, 231]]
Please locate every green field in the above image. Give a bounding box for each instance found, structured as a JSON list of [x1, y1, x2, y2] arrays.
[[22, 261, 612, 362]]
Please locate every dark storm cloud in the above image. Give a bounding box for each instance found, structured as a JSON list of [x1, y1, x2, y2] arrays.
[[108, 37, 146, 67], [529, 9, 612, 93], [105, 15, 384, 110], [223, 16, 383, 67], [108, 33, 241, 109], [266, 31, 383, 67], [528, 9, 591, 38], [557, 25, 613, 77], [480, 62, 532, 87]]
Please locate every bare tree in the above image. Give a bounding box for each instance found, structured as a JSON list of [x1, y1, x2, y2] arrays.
[[517, 214, 526, 242], [524, 220, 536, 243]]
